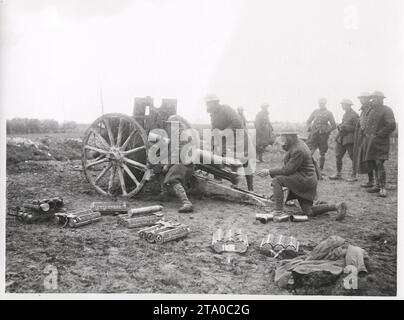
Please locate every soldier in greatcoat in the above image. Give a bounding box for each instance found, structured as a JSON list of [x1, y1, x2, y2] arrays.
[[358, 91, 396, 197]]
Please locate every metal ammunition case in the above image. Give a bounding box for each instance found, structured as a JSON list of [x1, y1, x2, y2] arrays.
[[23, 203, 50, 213], [66, 209, 102, 228], [155, 226, 190, 244], [91, 202, 128, 214], [118, 213, 162, 229]]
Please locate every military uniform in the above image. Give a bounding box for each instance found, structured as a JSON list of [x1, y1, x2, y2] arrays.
[[306, 108, 336, 169], [268, 137, 344, 218], [209, 104, 254, 190], [358, 103, 396, 193], [254, 109, 274, 161], [334, 108, 359, 176]]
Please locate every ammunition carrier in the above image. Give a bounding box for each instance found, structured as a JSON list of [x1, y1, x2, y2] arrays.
[[260, 234, 300, 258], [54, 209, 102, 228], [211, 228, 248, 253]]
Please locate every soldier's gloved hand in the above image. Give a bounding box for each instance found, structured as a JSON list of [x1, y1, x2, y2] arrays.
[[257, 169, 271, 177]]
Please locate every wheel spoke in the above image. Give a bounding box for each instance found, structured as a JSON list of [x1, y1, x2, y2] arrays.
[[104, 118, 115, 146], [116, 118, 123, 147], [89, 129, 111, 149], [86, 157, 109, 169], [108, 166, 116, 194], [94, 163, 112, 184], [117, 166, 127, 195], [84, 145, 109, 154], [121, 128, 137, 150], [122, 163, 140, 186], [122, 145, 146, 156], [123, 157, 148, 171]]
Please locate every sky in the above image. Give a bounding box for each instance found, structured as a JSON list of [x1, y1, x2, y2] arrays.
[[1, 0, 403, 124]]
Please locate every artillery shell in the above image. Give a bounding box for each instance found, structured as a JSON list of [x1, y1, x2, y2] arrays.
[[128, 205, 163, 217], [273, 213, 290, 223]]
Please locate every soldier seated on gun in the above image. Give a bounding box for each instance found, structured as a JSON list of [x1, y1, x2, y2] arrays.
[[257, 132, 347, 221], [151, 116, 195, 213]]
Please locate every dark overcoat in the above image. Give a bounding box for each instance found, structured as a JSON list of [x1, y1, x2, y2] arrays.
[[359, 104, 396, 162], [254, 109, 274, 149], [269, 139, 318, 201]]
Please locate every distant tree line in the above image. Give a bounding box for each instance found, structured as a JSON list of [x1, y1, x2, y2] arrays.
[[6, 118, 78, 134]]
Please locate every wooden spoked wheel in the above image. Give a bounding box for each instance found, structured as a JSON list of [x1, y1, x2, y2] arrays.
[[82, 113, 150, 197]]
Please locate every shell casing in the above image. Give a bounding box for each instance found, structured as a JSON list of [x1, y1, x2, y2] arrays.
[[290, 215, 308, 222], [91, 202, 128, 214], [255, 213, 273, 223], [260, 233, 300, 257]]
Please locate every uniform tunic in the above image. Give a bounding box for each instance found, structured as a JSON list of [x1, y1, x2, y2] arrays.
[[269, 139, 318, 201], [335, 108, 359, 160], [306, 108, 336, 155]]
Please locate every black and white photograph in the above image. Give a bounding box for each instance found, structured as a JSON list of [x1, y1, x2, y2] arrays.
[[1, 0, 402, 299]]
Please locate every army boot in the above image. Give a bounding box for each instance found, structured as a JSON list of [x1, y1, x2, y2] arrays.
[[172, 183, 194, 213], [360, 172, 374, 188], [246, 175, 254, 191], [378, 167, 387, 198]]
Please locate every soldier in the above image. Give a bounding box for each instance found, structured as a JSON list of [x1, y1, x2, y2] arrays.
[[351, 92, 375, 185], [155, 116, 194, 213], [237, 106, 247, 128], [254, 103, 274, 162], [205, 94, 254, 191], [306, 98, 337, 174], [359, 91, 396, 197], [257, 132, 346, 220], [329, 99, 359, 180]]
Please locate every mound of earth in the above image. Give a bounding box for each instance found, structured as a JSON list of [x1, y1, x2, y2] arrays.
[[7, 136, 83, 164]]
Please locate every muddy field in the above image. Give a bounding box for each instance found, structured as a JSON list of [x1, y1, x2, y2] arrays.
[[5, 134, 397, 295]]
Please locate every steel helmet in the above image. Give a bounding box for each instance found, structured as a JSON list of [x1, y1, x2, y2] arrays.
[[370, 90, 386, 98], [318, 97, 327, 104], [358, 92, 371, 98], [205, 94, 220, 103], [340, 98, 353, 105]]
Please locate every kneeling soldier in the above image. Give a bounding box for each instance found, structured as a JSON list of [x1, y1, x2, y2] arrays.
[[257, 132, 346, 220]]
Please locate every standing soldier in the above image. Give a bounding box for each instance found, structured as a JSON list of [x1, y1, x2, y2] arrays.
[[254, 103, 274, 162], [237, 106, 247, 128], [329, 99, 359, 180], [359, 91, 396, 197], [205, 94, 254, 191], [351, 92, 374, 184], [306, 98, 337, 174]]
